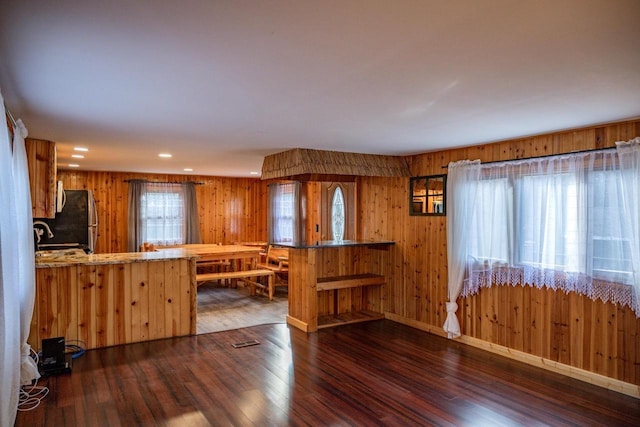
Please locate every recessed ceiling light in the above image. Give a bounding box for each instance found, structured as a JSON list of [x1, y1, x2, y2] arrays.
[[158, 153, 172, 158], [184, 168, 193, 172], [71, 154, 84, 158], [69, 164, 80, 168], [74, 147, 89, 152], [249, 171, 260, 175]]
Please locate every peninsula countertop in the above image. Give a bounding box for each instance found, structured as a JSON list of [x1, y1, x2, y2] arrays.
[[35, 248, 197, 268]]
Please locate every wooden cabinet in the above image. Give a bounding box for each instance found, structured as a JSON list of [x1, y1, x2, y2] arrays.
[[26, 138, 57, 218], [286, 241, 393, 332]]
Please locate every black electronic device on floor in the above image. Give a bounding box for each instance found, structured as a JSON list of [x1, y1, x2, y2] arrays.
[[41, 337, 72, 375]]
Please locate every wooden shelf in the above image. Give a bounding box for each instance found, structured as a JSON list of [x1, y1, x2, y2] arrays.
[[287, 244, 392, 333], [317, 310, 385, 329], [317, 274, 385, 329], [316, 273, 385, 291]]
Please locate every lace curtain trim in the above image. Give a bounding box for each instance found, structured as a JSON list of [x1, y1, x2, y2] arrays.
[[462, 266, 639, 316]]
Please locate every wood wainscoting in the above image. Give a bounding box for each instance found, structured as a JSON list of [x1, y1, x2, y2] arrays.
[[358, 118, 640, 389]]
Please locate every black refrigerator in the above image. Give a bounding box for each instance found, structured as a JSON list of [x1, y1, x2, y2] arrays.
[[35, 190, 98, 253]]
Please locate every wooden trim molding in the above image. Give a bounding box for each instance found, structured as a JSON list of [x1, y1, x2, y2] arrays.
[[385, 312, 640, 399], [286, 315, 309, 332]]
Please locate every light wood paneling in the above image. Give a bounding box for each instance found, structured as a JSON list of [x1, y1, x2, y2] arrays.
[[287, 248, 317, 332], [57, 170, 269, 254], [26, 138, 57, 218], [303, 182, 322, 242], [31, 258, 195, 351], [358, 118, 640, 386]]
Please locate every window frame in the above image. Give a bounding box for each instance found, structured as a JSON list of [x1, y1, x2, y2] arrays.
[[409, 174, 446, 216]]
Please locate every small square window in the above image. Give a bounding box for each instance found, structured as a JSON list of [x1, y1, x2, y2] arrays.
[[410, 175, 446, 216]]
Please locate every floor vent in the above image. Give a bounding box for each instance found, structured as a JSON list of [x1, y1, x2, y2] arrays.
[[232, 340, 260, 348]]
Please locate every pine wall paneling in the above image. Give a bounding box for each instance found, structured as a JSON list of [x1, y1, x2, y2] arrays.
[[303, 181, 322, 243], [31, 258, 195, 351], [53, 119, 640, 388], [56, 171, 269, 254], [357, 119, 640, 387], [26, 137, 57, 218]]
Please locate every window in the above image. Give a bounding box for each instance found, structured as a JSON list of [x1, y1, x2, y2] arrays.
[[467, 168, 633, 284], [140, 185, 185, 246], [468, 178, 511, 264], [515, 173, 582, 271], [268, 182, 300, 243], [445, 141, 640, 337], [127, 180, 201, 251], [588, 170, 633, 283], [409, 175, 446, 216], [331, 186, 345, 241], [460, 151, 636, 295], [321, 182, 355, 241]]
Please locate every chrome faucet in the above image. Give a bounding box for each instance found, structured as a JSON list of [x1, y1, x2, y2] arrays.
[[33, 220, 54, 243]]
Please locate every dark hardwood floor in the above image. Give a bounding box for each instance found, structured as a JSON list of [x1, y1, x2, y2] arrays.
[[17, 320, 640, 426]]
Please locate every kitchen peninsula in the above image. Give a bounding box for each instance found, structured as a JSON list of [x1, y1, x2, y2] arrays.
[[280, 240, 394, 332], [32, 249, 197, 351]]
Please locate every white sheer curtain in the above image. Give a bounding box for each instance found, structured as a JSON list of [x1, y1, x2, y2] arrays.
[[268, 182, 300, 243], [12, 119, 40, 386], [616, 137, 640, 313], [141, 182, 185, 246], [128, 181, 201, 251], [445, 145, 640, 340], [444, 160, 480, 338], [0, 92, 21, 427]]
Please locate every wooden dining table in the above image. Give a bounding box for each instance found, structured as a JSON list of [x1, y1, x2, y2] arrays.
[[170, 244, 262, 271]]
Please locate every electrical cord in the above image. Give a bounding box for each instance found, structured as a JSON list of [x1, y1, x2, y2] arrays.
[[20, 339, 87, 412], [18, 348, 49, 411], [18, 381, 49, 411], [65, 339, 87, 359]]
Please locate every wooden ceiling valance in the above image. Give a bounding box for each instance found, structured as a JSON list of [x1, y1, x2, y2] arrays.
[[261, 148, 411, 181]]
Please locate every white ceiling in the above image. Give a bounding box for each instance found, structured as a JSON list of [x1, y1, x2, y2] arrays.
[[1, 0, 639, 177]]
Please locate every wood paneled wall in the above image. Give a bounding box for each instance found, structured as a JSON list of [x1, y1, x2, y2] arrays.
[[26, 138, 57, 218], [58, 170, 269, 254], [357, 118, 640, 386], [31, 258, 195, 351]]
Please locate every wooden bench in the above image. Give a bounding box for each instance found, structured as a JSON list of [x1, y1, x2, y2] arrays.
[[196, 269, 277, 300], [196, 260, 232, 286]]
